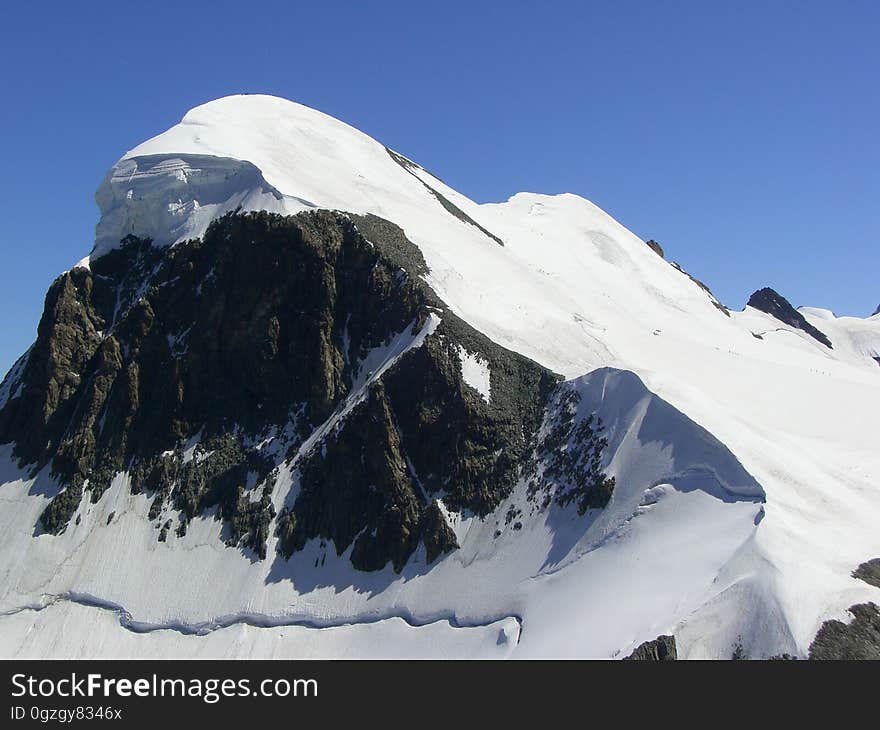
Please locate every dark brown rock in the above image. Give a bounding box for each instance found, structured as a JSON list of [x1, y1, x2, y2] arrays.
[[385, 147, 504, 246], [809, 602, 880, 660], [853, 558, 880, 589], [624, 635, 677, 660], [747, 287, 832, 348], [527, 388, 615, 515], [670, 261, 730, 316], [645, 239, 664, 258], [1, 209, 560, 573]]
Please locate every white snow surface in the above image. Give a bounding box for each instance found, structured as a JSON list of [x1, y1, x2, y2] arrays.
[[456, 346, 491, 403], [799, 306, 880, 365], [3, 94, 880, 658]]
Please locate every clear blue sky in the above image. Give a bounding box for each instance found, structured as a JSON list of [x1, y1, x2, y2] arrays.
[[1, 1, 877, 375]]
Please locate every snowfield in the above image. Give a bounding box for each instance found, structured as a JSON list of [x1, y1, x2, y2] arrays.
[[2, 94, 879, 658]]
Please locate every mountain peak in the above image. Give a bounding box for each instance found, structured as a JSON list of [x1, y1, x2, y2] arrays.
[[89, 93, 517, 265], [747, 287, 832, 348], [2, 94, 880, 661]]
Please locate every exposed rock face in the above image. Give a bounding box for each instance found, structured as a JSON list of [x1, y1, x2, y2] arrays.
[[747, 287, 832, 348], [637, 238, 728, 316], [0, 209, 560, 572], [853, 558, 880, 589], [670, 261, 730, 316], [525, 387, 615, 514], [624, 635, 677, 660], [385, 147, 504, 247], [803, 561, 880, 660], [808, 603, 880, 660], [276, 381, 449, 572], [873, 303, 880, 317], [645, 239, 664, 258]]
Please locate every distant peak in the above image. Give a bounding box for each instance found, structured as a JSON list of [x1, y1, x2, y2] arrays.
[[873, 303, 880, 317], [747, 288, 832, 348]]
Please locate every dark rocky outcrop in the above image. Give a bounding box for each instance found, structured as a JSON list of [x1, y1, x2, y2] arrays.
[[804, 561, 880, 659], [419, 501, 459, 564], [808, 602, 880, 660], [524, 387, 615, 515], [853, 558, 880, 589], [624, 635, 677, 660], [277, 280, 558, 571], [670, 262, 729, 316], [873, 303, 879, 317], [5, 209, 425, 540], [635, 235, 727, 316], [645, 239, 664, 258], [0, 208, 560, 572], [747, 287, 832, 348], [385, 147, 504, 246]]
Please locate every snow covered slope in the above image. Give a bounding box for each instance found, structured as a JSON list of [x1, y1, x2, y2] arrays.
[[2, 94, 879, 659], [799, 306, 880, 365]]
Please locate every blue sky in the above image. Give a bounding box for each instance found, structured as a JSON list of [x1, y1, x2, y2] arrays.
[[1, 1, 877, 375]]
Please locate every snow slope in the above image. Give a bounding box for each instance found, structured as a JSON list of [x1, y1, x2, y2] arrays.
[[2, 94, 879, 658], [0, 369, 768, 659], [799, 306, 880, 365]]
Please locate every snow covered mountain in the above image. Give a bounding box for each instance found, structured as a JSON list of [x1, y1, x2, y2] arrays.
[[1, 94, 879, 659]]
